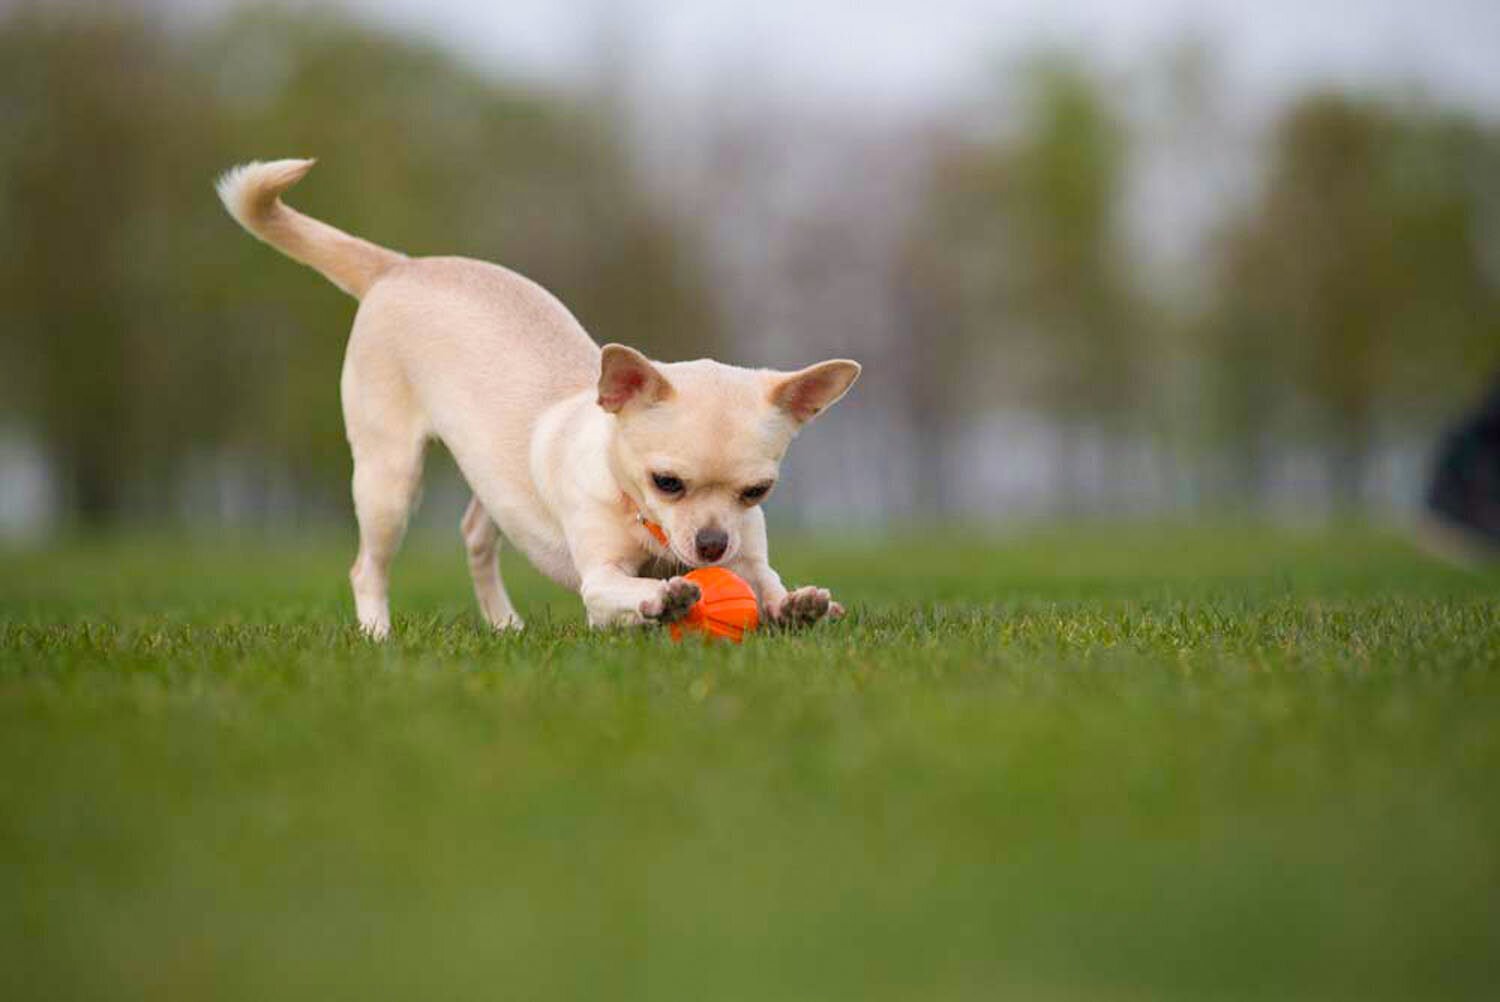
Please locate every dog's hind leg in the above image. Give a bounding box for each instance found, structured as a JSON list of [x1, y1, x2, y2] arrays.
[[348, 434, 424, 639], [344, 377, 427, 639], [461, 496, 524, 631]]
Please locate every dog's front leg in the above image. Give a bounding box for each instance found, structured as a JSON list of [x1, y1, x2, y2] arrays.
[[729, 512, 844, 629], [579, 564, 702, 629], [564, 508, 701, 629], [733, 557, 845, 629]]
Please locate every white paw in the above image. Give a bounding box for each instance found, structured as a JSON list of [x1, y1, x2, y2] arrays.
[[359, 616, 392, 641], [639, 576, 702, 623], [489, 612, 525, 632], [770, 586, 844, 629]]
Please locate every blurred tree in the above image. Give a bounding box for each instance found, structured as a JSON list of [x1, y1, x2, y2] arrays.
[[925, 53, 1145, 511], [0, 8, 230, 524], [1207, 93, 1500, 507], [894, 128, 985, 517]]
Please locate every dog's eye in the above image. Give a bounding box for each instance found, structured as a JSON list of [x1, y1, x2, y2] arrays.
[[651, 473, 685, 495], [741, 481, 773, 503]]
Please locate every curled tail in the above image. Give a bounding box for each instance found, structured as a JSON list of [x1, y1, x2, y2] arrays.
[[216, 158, 405, 299]]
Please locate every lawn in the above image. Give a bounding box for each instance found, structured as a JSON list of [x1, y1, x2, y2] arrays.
[[2, 526, 1497, 1001]]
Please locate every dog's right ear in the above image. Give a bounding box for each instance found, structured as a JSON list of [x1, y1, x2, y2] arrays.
[[767, 359, 861, 424], [598, 344, 674, 413]]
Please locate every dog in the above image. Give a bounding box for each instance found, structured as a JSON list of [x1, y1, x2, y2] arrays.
[[217, 159, 859, 637]]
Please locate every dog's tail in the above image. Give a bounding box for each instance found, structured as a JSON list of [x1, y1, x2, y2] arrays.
[[216, 159, 405, 299]]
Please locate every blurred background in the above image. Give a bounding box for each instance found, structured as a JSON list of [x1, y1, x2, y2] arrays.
[[2, 0, 1498, 540]]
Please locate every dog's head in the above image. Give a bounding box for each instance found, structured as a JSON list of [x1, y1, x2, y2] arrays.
[[598, 344, 860, 567]]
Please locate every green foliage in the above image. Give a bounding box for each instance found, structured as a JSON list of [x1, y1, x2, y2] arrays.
[[1208, 93, 1500, 501], [926, 53, 1141, 427], [0, 9, 231, 520], [921, 58, 1500, 514], [2, 529, 1498, 1000]]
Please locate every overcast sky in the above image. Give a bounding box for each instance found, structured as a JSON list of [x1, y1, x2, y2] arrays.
[[329, 0, 1500, 114]]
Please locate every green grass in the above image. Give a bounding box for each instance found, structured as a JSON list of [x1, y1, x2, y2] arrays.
[[2, 525, 1498, 1001]]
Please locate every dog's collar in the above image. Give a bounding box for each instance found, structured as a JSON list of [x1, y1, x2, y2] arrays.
[[621, 492, 669, 548]]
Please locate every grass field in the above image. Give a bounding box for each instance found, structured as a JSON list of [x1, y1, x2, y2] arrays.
[[2, 525, 1498, 1001]]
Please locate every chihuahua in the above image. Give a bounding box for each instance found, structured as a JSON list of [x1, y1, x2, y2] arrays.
[[217, 159, 859, 637]]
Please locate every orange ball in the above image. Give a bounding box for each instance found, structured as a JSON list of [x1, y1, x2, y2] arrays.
[[668, 567, 761, 643]]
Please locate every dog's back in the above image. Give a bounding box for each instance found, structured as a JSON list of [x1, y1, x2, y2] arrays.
[[348, 254, 600, 446], [218, 158, 602, 440]]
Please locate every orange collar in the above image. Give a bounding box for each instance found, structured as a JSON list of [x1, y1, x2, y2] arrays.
[[622, 493, 669, 547]]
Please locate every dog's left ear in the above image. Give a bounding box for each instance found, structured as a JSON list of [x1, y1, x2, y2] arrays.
[[768, 359, 862, 424], [598, 344, 674, 413]]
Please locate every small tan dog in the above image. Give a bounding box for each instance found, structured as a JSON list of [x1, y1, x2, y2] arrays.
[[218, 159, 858, 638]]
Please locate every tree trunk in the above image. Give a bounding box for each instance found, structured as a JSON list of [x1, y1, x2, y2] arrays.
[[67, 447, 122, 528], [1328, 432, 1370, 515]]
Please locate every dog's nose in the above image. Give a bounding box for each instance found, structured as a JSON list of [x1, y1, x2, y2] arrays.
[[695, 527, 729, 562]]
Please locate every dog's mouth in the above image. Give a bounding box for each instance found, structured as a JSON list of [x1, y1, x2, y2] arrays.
[[670, 541, 737, 569]]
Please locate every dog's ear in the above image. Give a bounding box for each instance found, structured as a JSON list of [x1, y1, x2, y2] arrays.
[[767, 359, 861, 423], [598, 344, 674, 413]]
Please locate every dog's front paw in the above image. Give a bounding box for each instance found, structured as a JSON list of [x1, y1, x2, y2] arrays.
[[639, 576, 701, 624], [770, 586, 844, 629]]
